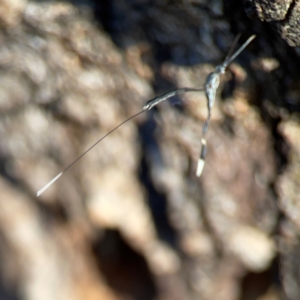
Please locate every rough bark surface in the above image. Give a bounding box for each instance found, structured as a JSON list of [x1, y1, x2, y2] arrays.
[[245, 0, 300, 46], [0, 1, 299, 300]]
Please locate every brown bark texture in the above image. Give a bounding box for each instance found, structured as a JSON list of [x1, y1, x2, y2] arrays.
[[0, 0, 299, 300], [245, 0, 300, 46]]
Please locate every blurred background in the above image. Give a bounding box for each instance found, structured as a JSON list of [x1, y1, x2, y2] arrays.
[[0, 0, 300, 299]]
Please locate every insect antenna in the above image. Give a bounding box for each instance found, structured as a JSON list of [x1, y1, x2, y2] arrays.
[[223, 33, 242, 67], [224, 34, 256, 69]]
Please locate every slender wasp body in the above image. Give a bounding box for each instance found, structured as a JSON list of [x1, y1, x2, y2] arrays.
[[196, 34, 256, 176]]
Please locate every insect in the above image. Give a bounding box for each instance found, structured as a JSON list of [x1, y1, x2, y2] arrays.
[[37, 34, 255, 197], [197, 34, 256, 176]]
